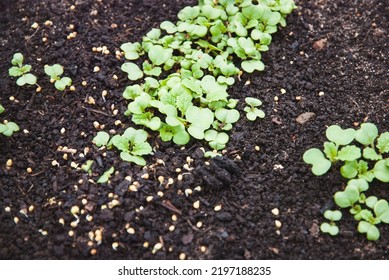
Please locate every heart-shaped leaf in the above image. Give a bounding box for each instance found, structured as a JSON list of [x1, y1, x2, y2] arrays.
[[241, 60, 265, 73], [93, 131, 110, 147], [303, 148, 332, 176], [377, 132, 389, 153], [324, 210, 342, 222], [326, 125, 356, 146], [320, 222, 339, 236], [374, 199, 389, 223], [121, 62, 143, 81], [336, 145, 361, 161], [334, 185, 359, 208], [357, 221, 380, 241], [355, 123, 378, 146], [373, 159, 389, 182]]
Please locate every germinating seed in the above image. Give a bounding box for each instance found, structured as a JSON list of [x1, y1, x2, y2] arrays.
[[31, 22, 39, 29], [295, 96, 302, 101], [93, 66, 100, 72], [280, 88, 286, 94], [179, 253, 186, 260], [158, 176, 164, 184], [177, 174, 183, 181], [129, 185, 138, 192], [71, 205, 80, 215], [14, 217, 19, 224], [112, 242, 119, 250], [193, 200, 200, 209], [184, 189, 192, 196], [58, 218, 65, 225], [82, 81, 87, 86], [86, 215, 93, 222], [44, 20, 53, 26], [69, 86, 75, 91], [146, 196, 153, 203], [141, 173, 149, 179], [157, 191, 164, 197], [152, 243, 163, 253]]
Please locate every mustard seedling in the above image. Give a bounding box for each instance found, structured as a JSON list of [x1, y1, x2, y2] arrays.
[[304, 123, 389, 240], [44, 64, 72, 90], [0, 105, 19, 137], [8, 53, 37, 86], [244, 97, 265, 121]]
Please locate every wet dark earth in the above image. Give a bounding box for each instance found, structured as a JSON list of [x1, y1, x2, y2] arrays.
[[0, 0, 388, 259]]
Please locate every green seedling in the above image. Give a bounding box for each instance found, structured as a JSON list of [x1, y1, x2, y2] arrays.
[[320, 210, 342, 236], [108, 0, 295, 165], [81, 160, 94, 175], [44, 64, 72, 90], [244, 97, 265, 121], [97, 166, 114, 184], [0, 105, 19, 137], [304, 123, 389, 240], [8, 52, 37, 86], [93, 128, 153, 166]]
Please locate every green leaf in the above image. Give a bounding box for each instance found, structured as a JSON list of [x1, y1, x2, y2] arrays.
[[325, 125, 356, 146], [336, 145, 361, 161], [109, 135, 129, 152], [340, 160, 358, 179], [146, 28, 161, 40], [92, 131, 110, 147], [241, 60, 265, 73], [357, 160, 375, 182], [123, 127, 148, 145], [178, 6, 200, 21], [334, 185, 360, 208], [355, 123, 378, 146], [323, 142, 338, 162], [120, 152, 146, 166], [97, 166, 114, 184], [373, 200, 389, 224], [148, 45, 173, 66], [16, 73, 37, 86], [186, 106, 214, 139], [160, 21, 177, 34], [324, 210, 342, 222], [9, 66, 25, 77], [245, 97, 262, 107], [132, 142, 153, 156], [365, 196, 378, 209], [121, 62, 144, 81], [320, 222, 339, 236], [81, 160, 94, 174], [120, 42, 142, 60], [11, 53, 24, 66], [303, 148, 332, 176], [44, 64, 63, 79], [205, 130, 229, 150], [357, 221, 380, 241], [348, 179, 369, 192], [123, 85, 143, 100], [215, 108, 240, 124], [55, 77, 72, 90], [0, 105, 4, 114], [373, 159, 389, 182], [0, 122, 20, 136], [175, 91, 193, 115], [363, 147, 382, 161], [201, 4, 221, 19], [377, 132, 389, 153], [201, 75, 228, 102]]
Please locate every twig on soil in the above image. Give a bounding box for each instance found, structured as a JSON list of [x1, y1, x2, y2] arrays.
[[82, 106, 110, 116]]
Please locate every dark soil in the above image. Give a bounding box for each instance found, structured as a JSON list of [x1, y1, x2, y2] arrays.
[[0, 0, 388, 260]]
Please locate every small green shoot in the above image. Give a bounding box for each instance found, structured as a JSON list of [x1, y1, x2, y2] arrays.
[[97, 166, 115, 184], [44, 64, 72, 90], [320, 210, 342, 236], [8, 53, 37, 86], [244, 97, 265, 121]]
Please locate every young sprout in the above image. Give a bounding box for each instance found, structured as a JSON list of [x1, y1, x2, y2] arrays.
[[320, 210, 342, 236], [44, 64, 72, 90], [244, 97, 265, 121], [8, 53, 37, 86], [97, 166, 115, 184]]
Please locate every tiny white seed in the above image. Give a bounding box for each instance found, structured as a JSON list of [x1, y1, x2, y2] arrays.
[[271, 208, 280, 216], [171, 214, 177, 222], [6, 159, 13, 167], [193, 200, 200, 209], [214, 205, 222, 212], [93, 66, 100, 72], [275, 220, 282, 228], [179, 253, 186, 260], [58, 218, 65, 225], [31, 22, 39, 29], [70, 205, 80, 215], [127, 227, 135, 234], [146, 196, 153, 203], [169, 225, 175, 232], [196, 221, 203, 228]]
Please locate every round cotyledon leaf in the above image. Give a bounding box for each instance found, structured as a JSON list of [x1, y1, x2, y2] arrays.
[[303, 148, 332, 176], [325, 125, 356, 146]]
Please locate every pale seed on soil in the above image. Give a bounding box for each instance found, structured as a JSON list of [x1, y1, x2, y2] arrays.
[[58, 218, 65, 225], [6, 159, 12, 168], [179, 253, 186, 260], [271, 208, 279, 216], [127, 228, 135, 234], [214, 205, 222, 212], [31, 22, 39, 29], [169, 225, 175, 232], [275, 220, 282, 228], [27, 167, 33, 173], [14, 217, 19, 224], [193, 200, 200, 209], [5, 206, 11, 212], [196, 221, 203, 228], [112, 242, 119, 250], [143, 242, 149, 248], [200, 246, 207, 252], [68, 230, 74, 237], [171, 215, 177, 222]]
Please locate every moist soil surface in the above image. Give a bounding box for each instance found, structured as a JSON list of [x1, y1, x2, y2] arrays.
[[0, 0, 388, 259]]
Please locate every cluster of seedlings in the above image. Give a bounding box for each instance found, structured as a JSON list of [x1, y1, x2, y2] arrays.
[[304, 123, 389, 240]]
